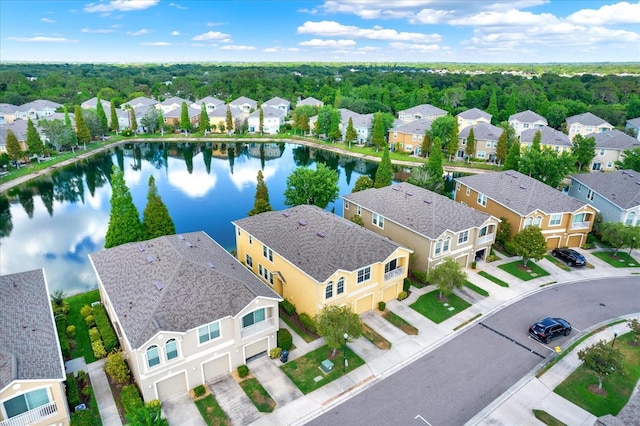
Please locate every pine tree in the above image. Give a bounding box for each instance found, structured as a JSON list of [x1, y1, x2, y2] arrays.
[[345, 117, 357, 144], [128, 106, 138, 133], [531, 130, 542, 152], [180, 101, 191, 133], [225, 105, 233, 133], [496, 130, 508, 165], [465, 128, 475, 159], [248, 170, 273, 216], [371, 112, 386, 150], [328, 108, 341, 141], [5, 130, 23, 167], [157, 109, 165, 135], [142, 175, 176, 239], [198, 103, 209, 134], [333, 88, 341, 109], [487, 88, 498, 124], [259, 107, 264, 134], [96, 97, 108, 136], [26, 118, 45, 160], [446, 119, 459, 161], [109, 100, 118, 132], [374, 147, 393, 188], [427, 137, 444, 190], [503, 141, 521, 171], [421, 133, 432, 157], [64, 106, 78, 147], [504, 93, 517, 122], [105, 165, 144, 248], [299, 113, 309, 135], [74, 105, 92, 144]]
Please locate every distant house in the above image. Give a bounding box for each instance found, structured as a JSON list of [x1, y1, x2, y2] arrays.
[[508, 110, 547, 137], [588, 129, 640, 172], [81, 97, 128, 130], [0, 269, 70, 426], [229, 96, 257, 114], [157, 96, 187, 114], [207, 107, 244, 133], [566, 112, 613, 141], [388, 118, 432, 155], [80, 97, 110, 111], [262, 97, 291, 115], [296, 97, 323, 108], [397, 104, 447, 123], [89, 232, 281, 402], [0, 120, 28, 154], [625, 117, 640, 140], [457, 108, 492, 130], [192, 96, 225, 113], [338, 108, 373, 144], [233, 205, 412, 316], [0, 103, 18, 125], [247, 106, 285, 135], [568, 170, 640, 226], [14, 100, 62, 121], [343, 183, 499, 272], [520, 126, 572, 153], [121, 96, 158, 111], [163, 105, 200, 128], [457, 122, 503, 161], [455, 170, 598, 249]]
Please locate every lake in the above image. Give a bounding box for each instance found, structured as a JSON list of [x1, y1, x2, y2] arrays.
[[0, 141, 390, 295]]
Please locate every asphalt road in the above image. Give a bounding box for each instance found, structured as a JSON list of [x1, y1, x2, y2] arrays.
[[309, 277, 640, 426]]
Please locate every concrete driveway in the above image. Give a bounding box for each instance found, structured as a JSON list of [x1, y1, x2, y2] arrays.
[[162, 392, 205, 426]]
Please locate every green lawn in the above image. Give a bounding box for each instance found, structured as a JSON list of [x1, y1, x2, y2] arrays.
[[498, 260, 550, 281], [238, 377, 276, 412], [362, 323, 391, 350], [381, 310, 418, 335], [554, 333, 640, 417], [477, 271, 509, 287], [544, 255, 571, 271], [280, 344, 365, 394], [464, 280, 489, 297], [533, 409, 567, 426], [410, 291, 471, 323], [66, 290, 101, 363], [592, 251, 640, 268], [194, 394, 231, 426]]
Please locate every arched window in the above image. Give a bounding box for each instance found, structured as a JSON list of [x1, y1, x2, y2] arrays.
[[524, 217, 533, 228], [625, 212, 636, 226], [325, 282, 333, 299], [147, 345, 160, 367], [533, 216, 542, 227], [336, 278, 345, 295], [165, 339, 178, 361]]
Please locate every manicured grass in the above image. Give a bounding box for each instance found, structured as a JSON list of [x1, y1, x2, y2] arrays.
[[554, 333, 640, 417], [361, 323, 391, 350], [464, 280, 489, 297], [477, 271, 509, 287], [498, 260, 550, 281], [410, 291, 471, 324], [66, 290, 101, 363], [533, 409, 567, 426], [279, 311, 318, 343], [237, 376, 276, 412], [381, 310, 418, 335], [194, 394, 231, 426], [280, 344, 365, 394], [592, 251, 640, 268], [544, 255, 571, 272]]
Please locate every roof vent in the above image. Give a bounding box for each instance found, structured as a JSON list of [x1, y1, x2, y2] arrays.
[[282, 212, 291, 217], [316, 231, 326, 238], [298, 220, 307, 226], [505, 171, 512, 176], [138, 244, 145, 252], [154, 281, 164, 291], [423, 199, 432, 204], [406, 192, 413, 196], [146, 255, 154, 263], [636, 181, 640, 185], [206, 262, 214, 268], [520, 184, 527, 190], [185, 241, 192, 247], [178, 235, 184, 240], [392, 186, 401, 191]]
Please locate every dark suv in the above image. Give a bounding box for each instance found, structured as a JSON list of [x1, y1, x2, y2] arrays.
[[551, 248, 586, 267], [529, 317, 572, 343]]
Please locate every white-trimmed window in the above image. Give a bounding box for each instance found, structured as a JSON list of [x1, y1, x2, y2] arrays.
[[443, 238, 451, 253], [237, 228, 241, 236], [477, 193, 487, 207], [344, 200, 350, 210], [259, 264, 274, 285], [477, 151, 486, 158], [325, 282, 333, 299], [524, 217, 533, 228], [533, 216, 542, 227], [165, 339, 178, 360], [549, 214, 562, 226], [458, 230, 469, 244], [625, 212, 636, 226], [373, 213, 384, 229], [249, 235, 252, 245], [337, 278, 345, 294], [147, 345, 160, 367], [198, 321, 220, 344], [263, 245, 273, 261], [435, 240, 442, 255], [242, 308, 266, 328], [246, 254, 253, 267], [456, 182, 460, 191], [357, 205, 361, 215], [2, 388, 51, 419], [587, 189, 594, 201], [466, 187, 470, 196], [357, 266, 371, 284], [486, 141, 492, 148], [599, 148, 605, 155]]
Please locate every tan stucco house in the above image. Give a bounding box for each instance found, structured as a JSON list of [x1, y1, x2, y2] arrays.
[[388, 118, 432, 155], [455, 171, 598, 249], [343, 183, 500, 272], [457, 108, 492, 130], [508, 110, 547, 137], [457, 122, 504, 161], [233, 205, 412, 316], [0, 269, 70, 426], [89, 232, 281, 402], [520, 126, 572, 153]]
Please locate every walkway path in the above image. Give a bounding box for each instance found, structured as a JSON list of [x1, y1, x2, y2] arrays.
[[87, 359, 122, 426]]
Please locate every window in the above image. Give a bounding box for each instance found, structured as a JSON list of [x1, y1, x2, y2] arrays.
[[599, 148, 605, 155], [572, 213, 586, 224], [443, 238, 450, 252], [466, 187, 470, 196], [477, 151, 486, 158], [147, 345, 160, 367], [166, 339, 178, 360], [246, 254, 253, 267], [435, 240, 442, 255], [587, 189, 594, 201], [486, 141, 491, 148], [550, 214, 562, 226], [523, 123, 530, 129], [385, 258, 398, 273], [3, 388, 50, 419], [592, 163, 601, 171], [337, 278, 345, 294], [373, 213, 384, 228], [249, 235, 252, 245], [357, 266, 371, 284], [198, 321, 220, 344], [325, 282, 333, 299], [533, 216, 542, 227], [458, 230, 469, 244], [461, 138, 466, 145], [237, 228, 241, 236], [524, 217, 533, 228], [456, 182, 460, 191], [357, 206, 361, 215], [626, 212, 636, 226], [479, 226, 488, 237], [477, 193, 487, 207], [607, 161, 613, 169], [242, 308, 266, 328], [344, 200, 350, 210], [259, 264, 273, 284], [263, 245, 273, 261]]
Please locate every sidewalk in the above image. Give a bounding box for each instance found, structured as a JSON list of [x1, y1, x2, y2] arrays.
[[87, 359, 123, 426], [248, 247, 640, 426]]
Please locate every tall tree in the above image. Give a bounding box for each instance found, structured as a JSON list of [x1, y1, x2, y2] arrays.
[[487, 88, 498, 124], [465, 127, 475, 159], [344, 117, 357, 144], [328, 108, 341, 142], [530, 130, 542, 152], [503, 141, 521, 171], [421, 133, 432, 158], [427, 258, 467, 299], [374, 147, 393, 188], [426, 137, 444, 190], [407, 163, 444, 194], [5, 130, 22, 167], [518, 147, 575, 189], [74, 105, 92, 144], [140, 108, 160, 134], [157, 109, 165, 136], [248, 170, 273, 216], [299, 113, 310, 135], [225, 105, 233, 133], [180, 101, 191, 133], [615, 147, 640, 172], [142, 175, 175, 239], [109, 100, 118, 132], [572, 134, 596, 171], [511, 226, 546, 267], [333, 87, 341, 109], [315, 304, 362, 357], [26, 118, 44, 160], [95, 97, 108, 136], [198, 103, 209, 134], [598, 222, 634, 256], [128, 106, 138, 133], [371, 112, 386, 150], [578, 340, 624, 391], [626, 94, 640, 120], [104, 165, 144, 248], [495, 130, 508, 165], [259, 107, 264, 134], [284, 163, 339, 209], [64, 106, 78, 147]]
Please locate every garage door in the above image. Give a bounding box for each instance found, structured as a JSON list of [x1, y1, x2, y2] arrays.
[[382, 284, 398, 303], [355, 294, 373, 314], [546, 236, 561, 250], [456, 254, 468, 268], [245, 338, 268, 362], [156, 372, 187, 401], [567, 235, 583, 248], [203, 355, 230, 382]]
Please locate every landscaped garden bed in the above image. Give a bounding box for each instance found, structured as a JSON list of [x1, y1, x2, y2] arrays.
[[477, 271, 509, 287], [380, 310, 418, 335], [234, 370, 276, 413], [361, 323, 391, 350]]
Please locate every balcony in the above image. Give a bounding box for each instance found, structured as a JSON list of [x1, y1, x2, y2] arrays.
[[477, 234, 495, 245], [241, 317, 275, 339], [384, 266, 405, 282], [571, 221, 590, 230], [0, 402, 57, 426]]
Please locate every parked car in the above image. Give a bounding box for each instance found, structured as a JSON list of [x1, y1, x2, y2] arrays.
[[552, 248, 586, 267], [529, 317, 572, 343]]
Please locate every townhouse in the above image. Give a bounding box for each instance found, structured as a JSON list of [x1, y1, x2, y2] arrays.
[[508, 110, 547, 137], [457, 122, 503, 161], [588, 129, 640, 172], [14, 100, 62, 121], [520, 126, 572, 153], [457, 108, 492, 130], [397, 104, 447, 123], [247, 106, 286, 135], [388, 118, 432, 155], [229, 96, 257, 114], [566, 112, 613, 141], [192, 96, 225, 113], [262, 97, 291, 116], [626, 117, 640, 140]]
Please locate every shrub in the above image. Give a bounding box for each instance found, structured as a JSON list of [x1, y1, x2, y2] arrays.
[[402, 279, 411, 292], [80, 305, 93, 318], [66, 373, 81, 408], [471, 261, 477, 269], [84, 315, 95, 327], [77, 370, 88, 388], [66, 325, 76, 338], [486, 254, 496, 262], [193, 384, 206, 398], [398, 291, 408, 301], [299, 313, 317, 334], [378, 301, 386, 311], [89, 327, 101, 343], [237, 364, 249, 378], [270, 347, 282, 359], [104, 351, 131, 384], [55, 316, 70, 358], [121, 384, 144, 414], [92, 304, 119, 352], [82, 385, 91, 398], [412, 270, 428, 283], [280, 299, 296, 316], [503, 241, 517, 256], [70, 410, 94, 426], [52, 301, 70, 317], [91, 340, 106, 359], [277, 328, 293, 351]]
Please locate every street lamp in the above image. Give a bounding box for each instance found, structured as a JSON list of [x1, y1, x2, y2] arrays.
[[629, 237, 636, 265], [343, 333, 348, 373], [612, 330, 619, 348]]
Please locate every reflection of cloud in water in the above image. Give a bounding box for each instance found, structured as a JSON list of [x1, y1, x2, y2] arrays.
[[224, 156, 278, 192], [166, 154, 217, 198]]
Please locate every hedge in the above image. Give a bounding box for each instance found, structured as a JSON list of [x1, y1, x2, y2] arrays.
[[237, 365, 249, 378], [92, 304, 119, 352], [70, 409, 94, 426], [66, 373, 81, 408], [280, 299, 296, 316], [299, 313, 317, 334], [277, 328, 293, 351], [55, 316, 70, 358], [104, 351, 130, 384], [121, 384, 144, 414]]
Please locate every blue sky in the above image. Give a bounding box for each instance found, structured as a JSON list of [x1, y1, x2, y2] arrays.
[[1, 0, 639, 63]]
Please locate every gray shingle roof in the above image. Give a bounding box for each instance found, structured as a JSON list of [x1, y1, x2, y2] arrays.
[[459, 122, 503, 140], [230, 96, 257, 108], [89, 231, 280, 349], [455, 170, 588, 215], [0, 103, 18, 114], [566, 112, 611, 127], [263, 97, 290, 107], [344, 183, 494, 239], [297, 97, 323, 107], [589, 129, 640, 150], [249, 105, 286, 119], [233, 205, 407, 283], [390, 118, 432, 135], [17, 99, 62, 111], [520, 126, 572, 147], [399, 104, 447, 118], [123, 96, 158, 108], [0, 269, 65, 389], [457, 108, 491, 121], [164, 105, 200, 118], [628, 117, 640, 127], [508, 110, 547, 124], [571, 170, 640, 209], [339, 108, 373, 128], [160, 96, 187, 106]]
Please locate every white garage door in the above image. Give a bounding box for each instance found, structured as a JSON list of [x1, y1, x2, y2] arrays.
[[244, 337, 269, 362], [203, 355, 230, 382], [156, 372, 187, 401]]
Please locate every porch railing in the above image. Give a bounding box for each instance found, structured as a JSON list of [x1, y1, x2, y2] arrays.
[[384, 266, 405, 282], [0, 402, 57, 426], [241, 317, 275, 339]]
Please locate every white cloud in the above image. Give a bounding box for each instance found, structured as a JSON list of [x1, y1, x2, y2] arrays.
[[567, 1, 640, 25], [8, 36, 78, 43], [389, 42, 440, 52], [450, 9, 559, 26], [219, 45, 256, 51], [171, 30, 180, 36], [126, 28, 150, 36], [41, 17, 55, 23], [192, 31, 231, 41], [299, 38, 356, 48], [297, 20, 440, 43], [411, 9, 451, 24], [84, 0, 160, 13], [82, 28, 115, 33], [168, 2, 187, 10], [263, 46, 302, 53], [207, 22, 225, 27], [140, 41, 171, 46]]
